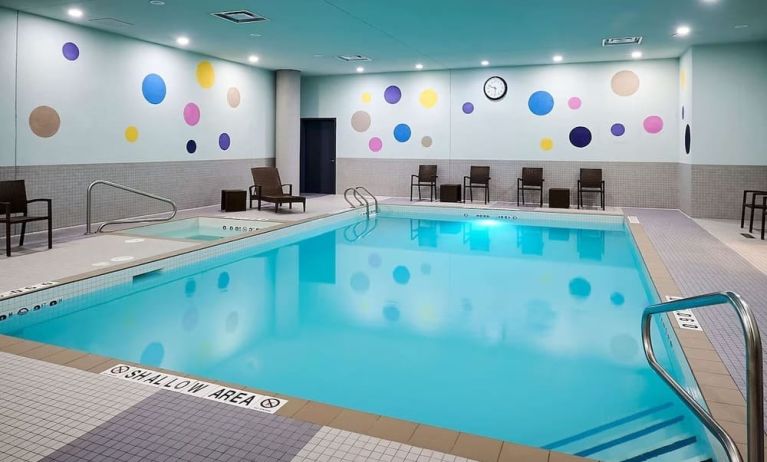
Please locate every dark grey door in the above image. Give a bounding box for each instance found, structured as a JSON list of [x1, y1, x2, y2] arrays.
[[300, 118, 336, 194]]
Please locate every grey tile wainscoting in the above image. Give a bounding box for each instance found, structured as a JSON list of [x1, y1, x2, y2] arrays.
[[688, 164, 767, 220], [0, 158, 273, 233]]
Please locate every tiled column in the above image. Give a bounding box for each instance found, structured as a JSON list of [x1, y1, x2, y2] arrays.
[[276, 70, 302, 191]]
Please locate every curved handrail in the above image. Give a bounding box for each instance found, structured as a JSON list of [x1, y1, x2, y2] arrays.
[[642, 292, 763, 462], [344, 187, 364, 208], [355, 186, 379, 213], [86, 180, 178, 234]]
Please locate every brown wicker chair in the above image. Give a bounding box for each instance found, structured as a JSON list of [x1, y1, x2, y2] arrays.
[[249, 167, 306, 212], [741, 190, 767, 236], [463, 166, 491, 204], [410, 165, 438, 202], [577, 168, 605, 210], [517, 167, 544, 207], [0, 180, 52, 257]]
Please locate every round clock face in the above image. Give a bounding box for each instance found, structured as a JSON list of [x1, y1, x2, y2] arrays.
[[484, 76, 507, 100]]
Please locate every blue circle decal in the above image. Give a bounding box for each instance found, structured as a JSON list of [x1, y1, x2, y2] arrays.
[[393, 124, 411, 142], [528, 91, 554, 116], [393, 265, 411, 284], [141, 73, 166, 105], [186, 140, 197, 154]]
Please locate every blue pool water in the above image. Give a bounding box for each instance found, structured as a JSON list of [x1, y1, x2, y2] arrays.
[[4, 211, 721, 461]]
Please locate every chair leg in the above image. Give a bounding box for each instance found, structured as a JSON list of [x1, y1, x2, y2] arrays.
[[516, 187, 520, 207], [410, 184, 413, 202], [522, 189, 525, 206], [540, 189, 543, 208], [577, 189, 581, 209], [601, 189, 605, 211], [258, 198, 262, 211], [750, 206, 756, 233], [47, 217, 52, 249], [419, 186, 422, 201], [485, 186, 488, 204], [470, 186, 473, 202], [741, 191, 748, 228], [5, 221, 10, 257], [289, 202, 292, 209], [19, 222, 26, 246], [303, 202, 306, 212]]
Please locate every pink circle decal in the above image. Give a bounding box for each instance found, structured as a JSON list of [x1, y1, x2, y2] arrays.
[[568, 97, 582, 110], [643, 115, 664, 134], [183, 103, 200, 126], [368, 137, 382, 152]]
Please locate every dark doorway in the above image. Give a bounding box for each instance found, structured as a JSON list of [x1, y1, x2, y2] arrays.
[[300, 118, 336, 194]]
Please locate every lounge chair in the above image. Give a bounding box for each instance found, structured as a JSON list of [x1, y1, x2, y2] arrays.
[[741, 190, 767, 236], [249, 167, 306, 212], [0, 180, 52, 257], [517, 167, 544, 207], [410, 165, 438, 202], [463, 166, 491, 204], [577, 168, 605, 210]]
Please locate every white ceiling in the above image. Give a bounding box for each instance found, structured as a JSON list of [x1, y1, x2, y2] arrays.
[[1, 0, 765, 75]]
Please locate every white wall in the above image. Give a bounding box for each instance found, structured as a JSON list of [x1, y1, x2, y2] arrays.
[[0, 9, 16, 167], [302, 59, 679, 163], [689, 42, 767, 166], [4, 9, 275, 167]]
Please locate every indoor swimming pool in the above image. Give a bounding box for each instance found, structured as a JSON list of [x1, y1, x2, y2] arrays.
[[0, 207, 722, 461]]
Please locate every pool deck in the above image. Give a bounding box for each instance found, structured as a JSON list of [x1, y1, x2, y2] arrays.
[[1, 195, 765, 461]]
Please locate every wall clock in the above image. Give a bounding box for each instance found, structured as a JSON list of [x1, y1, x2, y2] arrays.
[[484, 76, 507, 100]]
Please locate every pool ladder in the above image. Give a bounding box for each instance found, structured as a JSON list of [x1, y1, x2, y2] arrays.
[[642, 292, 764, 462], [344, 186, 378, 218], [85, 180, 178, 234]]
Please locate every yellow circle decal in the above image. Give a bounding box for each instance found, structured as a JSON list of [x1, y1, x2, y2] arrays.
[[419, 89, 438, 108], [361, 92, 372, 104], [540, 137, 554, 151], [125, 126, 139, 143], [680, 69, 687, 90], [196, 61, 215, 89]]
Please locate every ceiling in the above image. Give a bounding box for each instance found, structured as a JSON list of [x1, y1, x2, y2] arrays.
[[1, 0, 765, 75]]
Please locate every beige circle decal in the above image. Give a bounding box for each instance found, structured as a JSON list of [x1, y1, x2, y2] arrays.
[[29, 106, 61, 138], [611, 70, 640, 96], [227, 87, 241, 108], [421, 136, 433, 148], [351, 111, 371, 132]]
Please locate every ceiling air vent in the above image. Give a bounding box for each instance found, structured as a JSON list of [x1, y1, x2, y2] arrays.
[[602, 36, 643, 47], [337, 55, 372, 62], [88, 17, 133, 27], [212, 10, 268, 24]]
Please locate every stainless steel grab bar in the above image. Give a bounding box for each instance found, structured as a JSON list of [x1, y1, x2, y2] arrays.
[[85, 180, 178, 234], [343, 186, 378, 218], [642, 292, 763, 462]]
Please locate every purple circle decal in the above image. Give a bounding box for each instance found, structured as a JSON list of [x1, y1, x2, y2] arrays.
[[643, 115, 664, 134], [462, 102, 474, 114], [610, 123, 626, 137], [384, 85, 402, 104], [218, 133, 230, 150], [186, 140, 197, 154], [681, 106, 685, 120], [183, 103, 200, 126], [369, 137, 382, 152], [62, 42, 79, 61], [569, 126, 592, 148]]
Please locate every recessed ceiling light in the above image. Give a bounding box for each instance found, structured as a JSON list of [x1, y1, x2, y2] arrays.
[[176, 36, 190, 46], [356, 66, 364, 73], [631, 50, 643, 59], [248, 55, 259, 63], [415, 63, 423, 70], [552, 55, 563, 63], [149, 0, 165, 5], [249, 33, 262, 38], [675, 25, 691, 37], [67, 8, 83, 18], [480, 60, 489, 66]]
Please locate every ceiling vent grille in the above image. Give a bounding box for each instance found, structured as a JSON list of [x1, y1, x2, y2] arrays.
[[602, 36, 643, 47], [212, 10, 268, 24], [337, 55, 372, 62], [89, 17, 133, 27]]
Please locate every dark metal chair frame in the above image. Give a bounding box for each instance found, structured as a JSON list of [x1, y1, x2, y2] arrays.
[[410, 165, 438, 202], [463, 166, 491, 204], [517, 167, 544, 207], [741, 190, 767, 236], [0, 180, 52, 257], [249, 167, 306, 212], [577, 168, 605, 210]]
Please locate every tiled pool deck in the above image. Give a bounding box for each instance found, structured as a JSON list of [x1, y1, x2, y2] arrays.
[[1, 196, 765, 461]]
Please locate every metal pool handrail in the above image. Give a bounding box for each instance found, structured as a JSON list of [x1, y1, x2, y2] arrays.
[[343, 186, 378, 218], [85, 180, 178, 234], [641, 292, 763, 462]]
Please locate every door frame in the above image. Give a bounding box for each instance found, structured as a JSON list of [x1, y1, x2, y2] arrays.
[[299, 117, 337, 194]]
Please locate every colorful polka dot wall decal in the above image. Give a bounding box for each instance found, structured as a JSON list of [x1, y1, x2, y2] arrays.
[[351, 111, 371, 132], [227, 87, 241, 108], [419, 88, 438, 108], [611, 70, 640, 96], [539, 137, 553, 151], [421, 136, 433, 148], [681, 106, 685, 120], [462, 102, 474, 114], [186, 140, 197, 154], [183, 103, 200, 126], [29, 106, 61, 138], [124, 126, 139, 143], [569, 126, 592, 148], [393, 265, 411, 284], [368, 137, 382, 152], [528, 91, 554, 116], [384, 85, 401, 104], [196, 60, 215, 89], [361, 92, 372, 104], [685, 125, 691, 154], [567, 97, 582, 110], [141, 73, 166, 105], [610, 123, 625, 137], [643, 115, 664, 134], [680, 69, 687, 90], [393, 123, 411, 142], [62, 42, 79, 61], [219, 133, 231, 150]]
